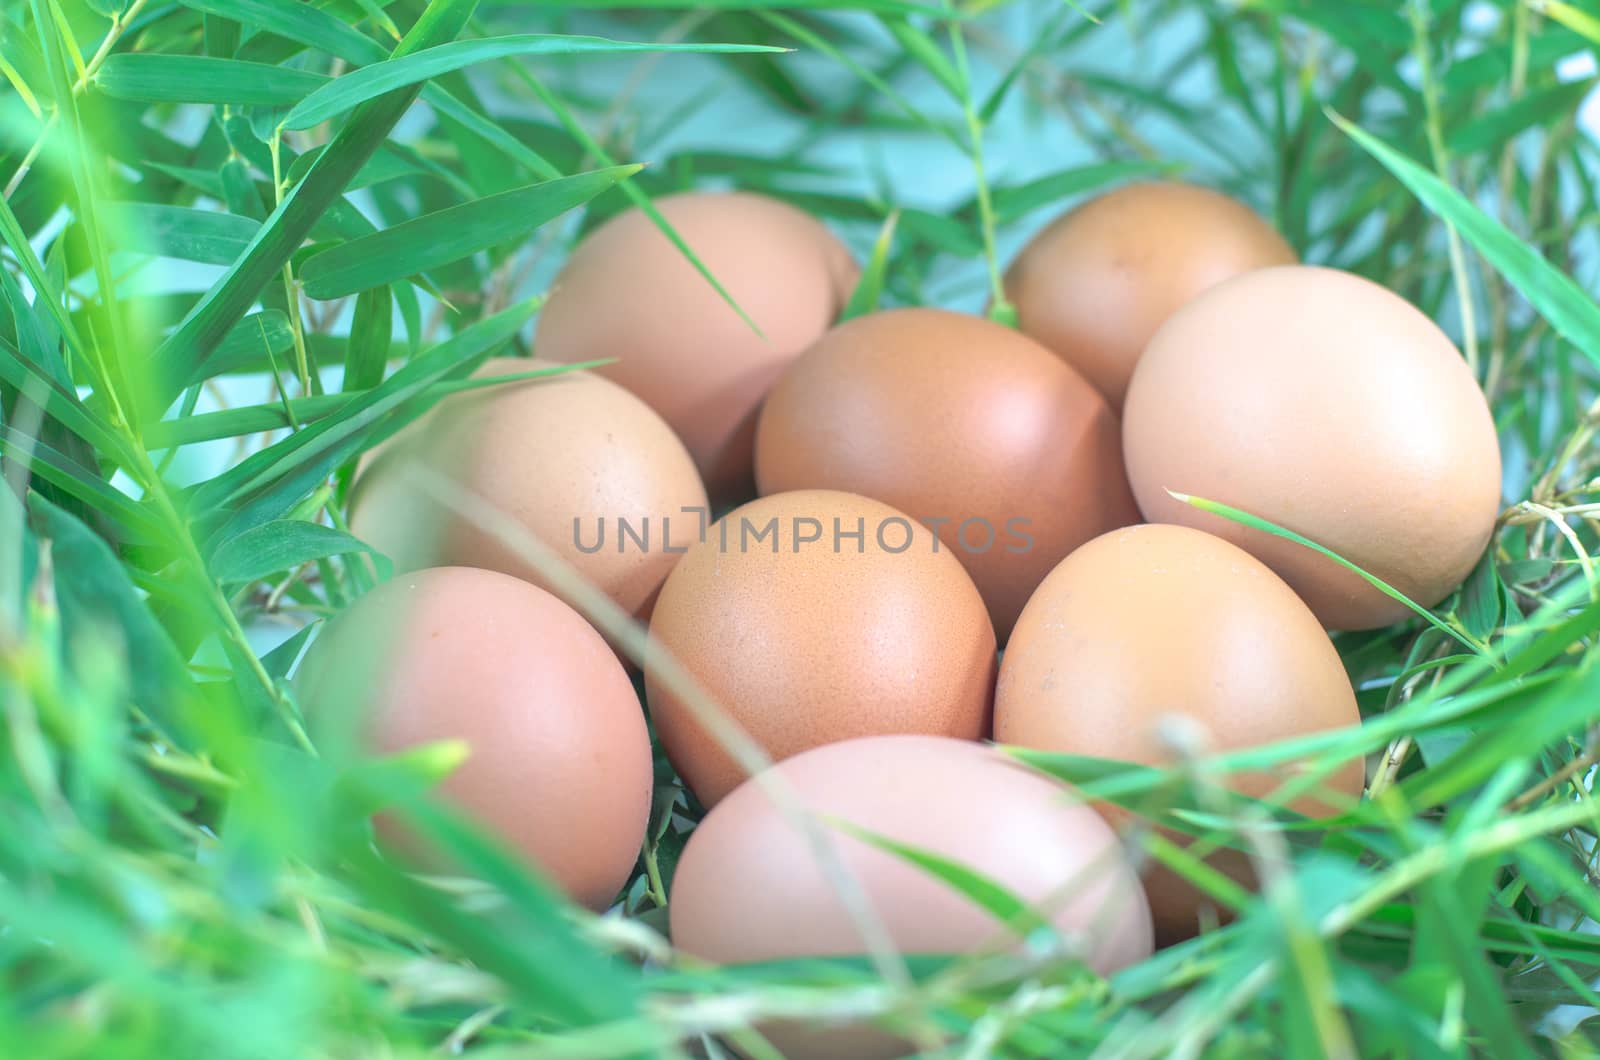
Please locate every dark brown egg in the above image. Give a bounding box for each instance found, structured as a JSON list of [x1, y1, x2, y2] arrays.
[[349, 359, 707, 624], [645, 490, 995, 807], [994, 524, 1363, 944], [535, 191, 857, 501], [1122, 265, 1503, 629], [755, 308, 1138, 641], [670, 735, 1153, 1057], [296, 566, 652, 910], [1005, 181, 1296, 410]]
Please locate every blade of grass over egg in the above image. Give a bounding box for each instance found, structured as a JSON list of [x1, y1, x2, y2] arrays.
[[822, 816, 1059, 944], [839, 210, 898, 320], [147, 359, 606, 447], [298, 165, 638, 299], [1169, 490, 1493, 659], [92, 54, 329, 106], [1331, 110, 1600, 369], [147, 0, 484, 405], [281, 35, 788, 131], [507, 64, 768, 340]]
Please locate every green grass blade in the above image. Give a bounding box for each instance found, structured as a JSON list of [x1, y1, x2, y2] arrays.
[[839, 209, 897, 320], [826, 816, 1059, 944], [92, 54, 328, 106], [299, 165, 638, 299], [1170, 490, 1492, 659], [282, 34, 786, 131]]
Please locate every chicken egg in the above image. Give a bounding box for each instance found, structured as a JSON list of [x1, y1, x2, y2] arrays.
[[755, 307, 1138, 640], [670, 734, 1153, 1058], [296, 566, 652, 910], [994, 524, 1364, 943], [645, 490, 995, 807], [1004, 181, 1296, 409], [535, 191, 858, 501], [1122, 265, 1503, 629], [349, 359, 707, 625]]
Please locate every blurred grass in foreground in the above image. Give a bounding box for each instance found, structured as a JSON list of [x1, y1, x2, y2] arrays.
[[3, 0, 1600, 1055]]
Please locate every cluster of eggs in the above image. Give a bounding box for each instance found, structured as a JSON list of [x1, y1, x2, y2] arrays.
[[297, 182, 1501, 995]]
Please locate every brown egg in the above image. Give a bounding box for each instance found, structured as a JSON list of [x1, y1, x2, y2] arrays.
[[535, 191, 858, 501], [755, 308, 1138, 641], [1004, 181, 1296, 410], [645, 490, 995, 807], [671, 735, 1153, 1058], [1122, 265, 1503, 630], [994, 524, 1363, 943], [349, 359, 708, 624], [295, 567, 652, 910]]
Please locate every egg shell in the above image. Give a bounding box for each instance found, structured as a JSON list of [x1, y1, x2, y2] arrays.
[[645, 490, 996, 807], [296, 566, 652, 910], [670, 735, 1154, 1058], [1004, 181, 1296, 410], [535, 191, 858, 501], [994, 523, 1363, 943], [1122, 265, 1503, 629], [349, 359, 708, 625], [755, 307, 1139, 641]]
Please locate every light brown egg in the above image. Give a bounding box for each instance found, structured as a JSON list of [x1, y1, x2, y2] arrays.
[[645, 490, 995, 807], [1004, 181, 1296, 409], [1122, 265, 1503, 630], [670, 735, 1153, 1058], [994, 524, 1363, 944], [755, 308, 1138, 641], [535, 191, 858, 501], [349, 359, 707, 625], [295, 566, 652, 910]]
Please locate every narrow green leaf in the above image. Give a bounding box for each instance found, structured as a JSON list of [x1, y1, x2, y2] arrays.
[[1171, 490, 1492, 659], [879, 17, 964, 102], [29, 493, 194, 745], [193, 310, 297, 384], [993, 160, 1178, 222], [120, 204, 261, 266], [826, 816, 1059, 944], [0, 430, 157, 540], [1331, 110, 1600, 369], [283, 34, 786, 131], [1538, 0, 1600, 45], [345, 285, 392, 392], [1445, 80, 1596, 156], [0, 334, 133, 463], [210, 520, 383, 584], [299, 166, 638, 300], [148, 0, 485, 406], [192, 298, 539, 542], [840, 210, 897, 321], [92, 54, 329, 106]]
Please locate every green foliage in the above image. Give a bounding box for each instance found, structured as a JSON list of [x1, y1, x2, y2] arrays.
[[1, 0, 1599, 1056]]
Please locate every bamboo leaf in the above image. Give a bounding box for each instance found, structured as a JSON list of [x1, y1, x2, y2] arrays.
[[92, 54, 329, 106], [147, 0, 485, 407], [210, 520, 384, 584], [1332, 110, 1600, 369], [283, 34, 787, 131], [299, 166, 639, 300]]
